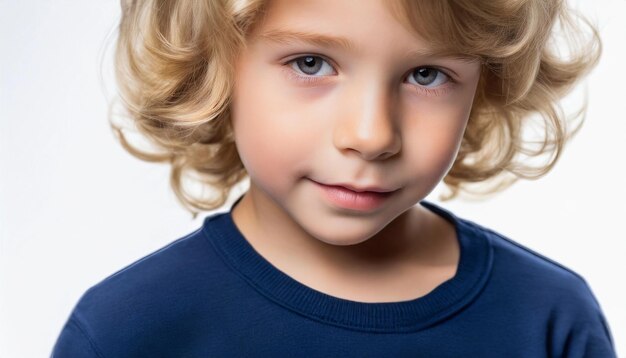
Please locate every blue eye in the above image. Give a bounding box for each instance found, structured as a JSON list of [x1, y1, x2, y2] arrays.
[[284, 55, 453, 96], [289, 56, 335, 76], [408, 68, 449, 87]]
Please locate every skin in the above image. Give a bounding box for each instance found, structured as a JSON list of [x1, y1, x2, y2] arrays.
[[230, 0, 482, 302]]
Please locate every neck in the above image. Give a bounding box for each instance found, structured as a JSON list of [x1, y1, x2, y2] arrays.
[[230, 187, 460, 303]]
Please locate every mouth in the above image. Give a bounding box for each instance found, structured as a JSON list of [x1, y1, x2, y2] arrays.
[[309, 179, 399, 211]]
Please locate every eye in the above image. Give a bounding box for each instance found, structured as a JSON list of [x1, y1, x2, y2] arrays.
[[407, 67, 449, 87], [288, 56, 335, 76]]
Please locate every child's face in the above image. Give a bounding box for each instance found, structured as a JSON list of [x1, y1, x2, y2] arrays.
[[231, 0, 481, 245]]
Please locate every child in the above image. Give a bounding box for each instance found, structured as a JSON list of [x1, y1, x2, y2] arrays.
[[52, 0, 617, 356]]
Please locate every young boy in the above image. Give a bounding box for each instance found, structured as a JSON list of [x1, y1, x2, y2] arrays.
[[52, 0, 616, 356]]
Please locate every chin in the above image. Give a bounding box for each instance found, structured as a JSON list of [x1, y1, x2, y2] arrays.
[[301, 219, 385, 247]]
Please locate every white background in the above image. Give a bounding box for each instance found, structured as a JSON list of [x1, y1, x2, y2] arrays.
[[1, 1, 624, 357]]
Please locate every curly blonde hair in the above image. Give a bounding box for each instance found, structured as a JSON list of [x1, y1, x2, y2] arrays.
[[111, 0, 601, 218]]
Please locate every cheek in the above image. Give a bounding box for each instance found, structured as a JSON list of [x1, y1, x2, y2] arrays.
[[230, 73, 316, 184], [404, 95, 473, 179], [234, 120, 280, 173]]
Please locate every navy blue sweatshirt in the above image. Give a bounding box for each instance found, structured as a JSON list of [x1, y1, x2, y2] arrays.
[[51, 198, 617, 357]]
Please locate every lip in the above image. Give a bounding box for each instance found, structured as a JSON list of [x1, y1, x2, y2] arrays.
[[325, 183, 397, 193], [310, 179, 399, 211]]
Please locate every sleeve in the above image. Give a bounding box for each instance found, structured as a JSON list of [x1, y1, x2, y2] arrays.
[[562, 312, 617, 358], [557, 279, 618, 358], [50, 313, 104, 358]]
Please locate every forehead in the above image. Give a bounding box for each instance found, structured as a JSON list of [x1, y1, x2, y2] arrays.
[[249, 0, 476, 61]]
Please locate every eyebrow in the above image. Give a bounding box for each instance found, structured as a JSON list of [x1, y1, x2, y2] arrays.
[[258, 29, 359, 52], [256, 29, 478, 62]]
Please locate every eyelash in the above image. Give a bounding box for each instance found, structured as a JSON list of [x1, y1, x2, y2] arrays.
[[282, 55, 456, 97]]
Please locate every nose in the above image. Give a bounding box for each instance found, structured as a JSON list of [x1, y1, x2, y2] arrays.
[[332, 85, 401, 161]]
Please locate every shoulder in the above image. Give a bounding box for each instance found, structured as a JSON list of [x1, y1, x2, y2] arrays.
[[457, 216, 616, 355], [424, 201, 590, 292], [457, 218, 595, 301], [83, 225, 210, 300], [60, 217, 226, 354], [74, 224, 209, 310]]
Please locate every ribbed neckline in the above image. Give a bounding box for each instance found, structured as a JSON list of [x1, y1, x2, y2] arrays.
[[202, 196, 493, 333]]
